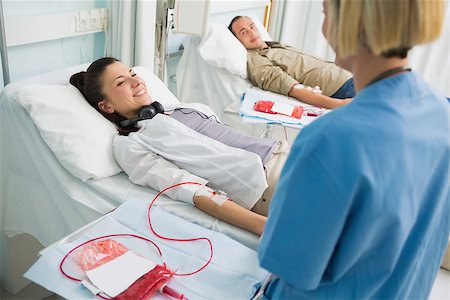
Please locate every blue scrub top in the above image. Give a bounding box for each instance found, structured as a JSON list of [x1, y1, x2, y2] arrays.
[[258, 71, 450, 299]]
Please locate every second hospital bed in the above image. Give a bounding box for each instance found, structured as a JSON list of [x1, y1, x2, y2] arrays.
[[175, 20, 313, 141]]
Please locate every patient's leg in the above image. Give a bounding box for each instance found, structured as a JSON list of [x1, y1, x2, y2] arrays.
[[251, 140, 290, 216]]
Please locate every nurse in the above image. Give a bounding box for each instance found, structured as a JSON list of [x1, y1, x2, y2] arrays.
[[258, 0, 449, 299]]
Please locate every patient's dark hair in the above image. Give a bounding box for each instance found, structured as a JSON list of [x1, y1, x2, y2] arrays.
[[70, 57, 137, 135], [228, 16, 244, 36]]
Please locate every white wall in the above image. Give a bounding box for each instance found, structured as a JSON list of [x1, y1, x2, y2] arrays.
[[273, 0, 334, 61], [0, 58, 3, 90], [409, 3, 450, 96], [0, 0, 109, 92], [274, 0, 450, 97]]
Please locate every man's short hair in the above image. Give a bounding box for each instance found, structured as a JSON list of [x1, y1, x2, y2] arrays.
[[228, 16, 245, 36]]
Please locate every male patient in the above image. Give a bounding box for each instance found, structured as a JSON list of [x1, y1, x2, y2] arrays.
[[229, 16, 354, 109]]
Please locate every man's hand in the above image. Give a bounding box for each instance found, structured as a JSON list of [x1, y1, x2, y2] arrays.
[[335, 98, 353, 107], [289, 85, 352, 109]]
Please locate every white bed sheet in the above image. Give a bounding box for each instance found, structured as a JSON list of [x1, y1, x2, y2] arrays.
[[176, 35, 251, 118], [0, 64, 260, 292]]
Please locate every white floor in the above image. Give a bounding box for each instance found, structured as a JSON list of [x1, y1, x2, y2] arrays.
[[429, 268, 450, 300], [0, 282, 61, 300]]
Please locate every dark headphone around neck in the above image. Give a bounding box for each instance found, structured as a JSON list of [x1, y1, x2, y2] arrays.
[[119, 101, 165, 127]]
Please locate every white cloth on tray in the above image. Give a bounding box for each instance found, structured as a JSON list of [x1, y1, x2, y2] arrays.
[[25, 200, 268, 299]]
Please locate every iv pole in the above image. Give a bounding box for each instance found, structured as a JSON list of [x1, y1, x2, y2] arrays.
[[0, 0, 10, 85], [158, 0, 175, 82], [158, 0, 168, 81]]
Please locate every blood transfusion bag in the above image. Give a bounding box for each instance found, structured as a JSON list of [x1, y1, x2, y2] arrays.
[[72, 239, 129, 271], [115, 264, 176, 300], [71, 239, 180, 299], [253, 100, 303, 119]]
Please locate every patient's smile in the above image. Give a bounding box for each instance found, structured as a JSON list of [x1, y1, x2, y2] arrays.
[[134, 89, 146, 97]]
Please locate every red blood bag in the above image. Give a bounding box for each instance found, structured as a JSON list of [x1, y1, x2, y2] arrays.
[[72, 239, 129, 271], [253, 100, 303, 119], [71, 239, 179, 299], [115, 264, 176, 300]]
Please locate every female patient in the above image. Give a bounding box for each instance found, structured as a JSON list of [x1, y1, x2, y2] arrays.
[[70, 57, 289, 235]]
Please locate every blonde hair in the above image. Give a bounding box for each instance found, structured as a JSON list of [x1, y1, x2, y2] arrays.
[[326, 0, 445, 58]]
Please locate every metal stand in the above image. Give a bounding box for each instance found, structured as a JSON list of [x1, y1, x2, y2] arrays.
[[157, 0, 176, 82], [0, 0, 10, 85], [259, 123, 274, 138], [157, 0, 168, 81]]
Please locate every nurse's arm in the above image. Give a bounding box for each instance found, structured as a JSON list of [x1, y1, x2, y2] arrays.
[[193, 195, 266, 236]]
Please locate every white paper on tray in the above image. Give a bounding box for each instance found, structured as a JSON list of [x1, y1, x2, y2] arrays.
[[86, 251, 157, 298], [239, 88, 330, 127], [24, 201, 268, 300]]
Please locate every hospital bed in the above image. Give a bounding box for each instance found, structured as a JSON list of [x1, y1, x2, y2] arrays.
[[175, 21, 302, 141], [176, 22, 252, 121], [0, 63, 261, 294]]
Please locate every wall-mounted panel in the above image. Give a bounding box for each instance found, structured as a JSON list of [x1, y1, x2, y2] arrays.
[[0, 0, 109, 87], [5, 8, 108, 47]]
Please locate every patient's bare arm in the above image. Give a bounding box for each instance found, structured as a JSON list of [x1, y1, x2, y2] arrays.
[[288, 85, 352, 109], [193, 195, 266, 236]]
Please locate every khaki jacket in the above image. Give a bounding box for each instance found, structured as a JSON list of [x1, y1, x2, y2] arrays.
[[247, 42, 352, 96]]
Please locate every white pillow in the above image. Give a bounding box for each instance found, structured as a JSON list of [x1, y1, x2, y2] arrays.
[[198, 18, 271, 78], [15, 66, 180, 181]]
